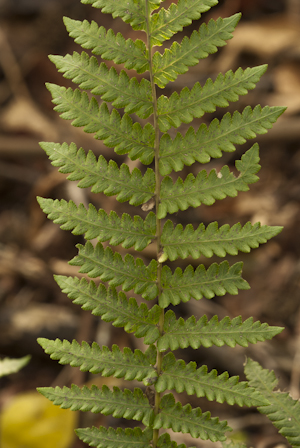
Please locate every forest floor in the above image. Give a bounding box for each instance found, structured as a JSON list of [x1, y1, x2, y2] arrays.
[[0, 0, 300, 447]]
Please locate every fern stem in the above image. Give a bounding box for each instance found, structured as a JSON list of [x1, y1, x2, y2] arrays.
[[145, 1, 164, 447]]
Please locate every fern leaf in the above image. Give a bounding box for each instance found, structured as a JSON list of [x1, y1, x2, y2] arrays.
[[154, 393, 230, 441], [158, 144, 260, 218], [39, 142, 155, 206], [156, 353, 268, 407], [160, 261, 249, 308], [153, 14, 240, 88], [81, 0, 161, 31], [157, 432, 191, 448], [0, 355, 31, 377], [76, 426, 153, 448], [46, 84, 154, 164], [222, 440, 247, 448], [54, 276, 161, 344], [50, 53, 153, 118], [37, 338, 157, 384], [37, 198, 156, 250], [63, 18, 149, 73], [150, 0, 218, 46], [69, 241, 158, 299], [160, 220, 283, 261], [245, 359, 300, 447], [158, 312, 284, 351], [159, 105, 286, 175], [157, 65, 268, 132], [38, 384, 154, 426]]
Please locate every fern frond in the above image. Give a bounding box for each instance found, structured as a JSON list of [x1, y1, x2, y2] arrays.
[[55, 276, 160, 340], [150, 0, 218, 46], [38, 384, 154, 426], [159, 105, 286, 175], [63, 18, 149, 73], [70, 241, 158, 299], [160, 220, 283, 261], [154, 393, 230, 441], [54, 276, 160, 344], [76, 426, 153, 448], [81, 0, 161, 31], [157, 65, 268, 132], [156, 353, 268, 407], [46, 84, 154, 164], [153, 14, 240, 88], [38, 1, 287, 446], [39, 142, 155, 206], [37, 338, 157, 384], [245, 359, 300, 447], [158, 313, 284, 351], [37, 198, 156, 250], [160, 261, 249, 308], [50, 53, 153, 118], [158, 144, 260, 218]]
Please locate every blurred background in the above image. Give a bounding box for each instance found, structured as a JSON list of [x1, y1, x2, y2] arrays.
[[0, 0, 300, 447]]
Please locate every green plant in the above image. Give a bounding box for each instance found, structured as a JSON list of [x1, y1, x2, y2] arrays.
[[36, 0, 290, 446], [0, 355, 30, 378]]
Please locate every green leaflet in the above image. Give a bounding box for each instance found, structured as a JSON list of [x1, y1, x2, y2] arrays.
[[154, 348, 281, 416], [154, 393, 230, 441], [37, 197, 156, 250], [157, 65, 268, 131], [50, 53, 153, 118], [159, 105, 286, 175], [54, 276, 160, 344], [0, 355, 31, 378], [160, 220, 283, 261], [37, 338, 157, 384], [38, 384, 154, 426], [158, 312, 284, 351], [153, 14, 241, 88], [160, 261, 249, 308], [63, 18, 149, 73], [245, 359, 300, 447], [222, 441, 247, 448], [70, 241, 158, 300], [76, 426, 153, 448], [157, 433, 191, 448], [156, 353, 268, 407], [39, 142, 155, 206], [46, 84, 155, 164], [81, 0, 161, 31], [158, 144, 260, 218], [150, 0, 218, 46]]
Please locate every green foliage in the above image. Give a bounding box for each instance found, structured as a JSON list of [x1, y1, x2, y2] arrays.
[[160, 220, 282, 261], [37, 0, 288, 447], [0, 355, 31, 378], [38, 338, 157, 384], [152, 14, 241, 87], [54, 276, 161, 344], [155, 353, 269, 407], [37, 197, 156, 250], [245, 359, 300, 447], [156, 65, 268, 131], [159, 105, 286, 175], [159, 313, 283, 351], [38, 384, 154, 425], [40, 141, 155, 205], [76, 426, 153, 448]]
